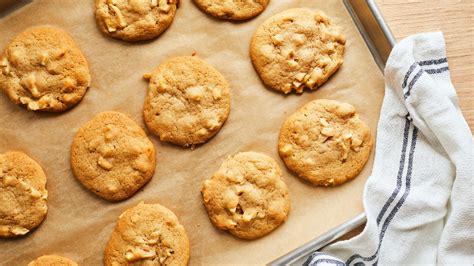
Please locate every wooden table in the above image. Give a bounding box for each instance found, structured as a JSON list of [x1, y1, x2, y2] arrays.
[[376, 0, 474, 131]]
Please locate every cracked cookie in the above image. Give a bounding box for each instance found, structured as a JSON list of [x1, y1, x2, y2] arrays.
[[278, 99, 372, 186], [70, 111, 156, 201], [95, 0, 179, 41], [143, 56, 231, 147], [201, 151, 290, 240], [250, 8, 345, 94], [104, 202, 190, 266], [0, 151, 48, 238], [0, 26, 91, 112], [194, 0, 269, 20], [28, 255, 78, 266]]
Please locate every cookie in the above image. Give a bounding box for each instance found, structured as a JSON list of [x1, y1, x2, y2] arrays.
[[0, 26, 91, 112], [28, 255, 78, 266], [194, 0, 269, 20], [0, 152, 48, 238], [201, 151, 290, 240], [250, 8, 345, 94], [143, 56, 230, 147], [278, 99, 372, 186], [95, 0, 179, 41], [104, 202, 190, 265], [70, 111, 156, 201]]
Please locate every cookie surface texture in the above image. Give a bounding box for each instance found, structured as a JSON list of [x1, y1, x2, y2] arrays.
[[28, 255, 78, 266], [0, 151, 48, 238], [104, 202, 190, 266], [95, 0, 178, 41], [0, 26, 91, 112], [143, 56, 230, 146], [201, 151, 290, 240], [250, 8, 345, 94], [278, 99, 372, 186], [71, 111, 156, 201], [194, 0, 269, 20]]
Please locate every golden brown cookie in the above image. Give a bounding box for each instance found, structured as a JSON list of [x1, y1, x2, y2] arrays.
[[194, 0, 269, 20], [95, 0, 179, 42], [201, 151, 290, 240], [104, 202, 190, 265], [250, 8, 345, 94], [0, 151, 48, 238], [0, 26, 91, 112], [70, 111, 156, 201], [143, 56, 231, 147], [28, 255, 78, 266], [279, 99, 372, 186]]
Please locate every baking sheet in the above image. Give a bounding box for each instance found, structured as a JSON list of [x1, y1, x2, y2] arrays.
[[0, 0, 385, 264]]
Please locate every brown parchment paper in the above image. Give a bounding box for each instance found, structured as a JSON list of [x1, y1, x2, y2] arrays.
[[0, 0, 385, 264]]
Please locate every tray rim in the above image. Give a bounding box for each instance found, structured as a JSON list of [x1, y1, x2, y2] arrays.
[[268, 1, 396, 264]]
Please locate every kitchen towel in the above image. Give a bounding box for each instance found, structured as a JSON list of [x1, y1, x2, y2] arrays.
[[305, 32, 473, 265]]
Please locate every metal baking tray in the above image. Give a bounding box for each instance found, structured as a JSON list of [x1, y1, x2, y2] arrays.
[[269, 0, 395, 265]]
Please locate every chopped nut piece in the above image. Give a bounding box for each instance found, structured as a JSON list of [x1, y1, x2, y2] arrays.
[[292, 80, 302, 88], [287, 59, 299, 68], [159, 0, 170, 12], [205, 119, 220, 130], [23, 75, 41, 98], [11, 226, 29, 236], [143, 73, 152, 80], [295, 72, 306, 81], [39, 52, 48, 66], [292, 34, 305, 46], [279, 144, 292, 154], [63, 78, 76, 91], [110, 5, 127, 28], [343, 131, 353, 139], [151, 0, 158, 6], [321, 127, 335, 137], [98, 156, 113, 170], [319, 118, 329, 127], [27, 101, 40, 111], [3, 176, 18, 186], [30, 188, 42, 199], [212, 87, 222, 100], [125, 249, 156, 262], [186, 86, 204, 101], [0, 57, 7, 66], [351, 136, 363, 149], [63, 93, 75, 103], [282, 83, 292, 94], [272, 34, 284, 45], [242, 209, 257, 222], [227, 219, 237, 226]]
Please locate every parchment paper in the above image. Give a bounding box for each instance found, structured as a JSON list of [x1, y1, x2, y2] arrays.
[[0, 0, 385, 264]]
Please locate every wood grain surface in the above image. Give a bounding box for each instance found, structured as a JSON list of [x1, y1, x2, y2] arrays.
[[376, 0, 474, 131]]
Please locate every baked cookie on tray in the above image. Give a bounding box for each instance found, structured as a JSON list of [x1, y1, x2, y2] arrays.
[[201, 151, 290, 240], [104, 202, 190, 266], [278, 99, 372, 186], [95, 0, 179, 41], [70, 111, 156, 201], [0, 152, 48, 238], [194, 0, 269, 20], [28, 255, 78, 266], [143, 56, 231, 147], [0, 26, 91, 112], [250, 8, 345, 94]]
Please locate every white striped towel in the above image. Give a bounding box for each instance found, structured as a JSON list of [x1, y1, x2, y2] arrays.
[[305, 32, 474, 265]]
